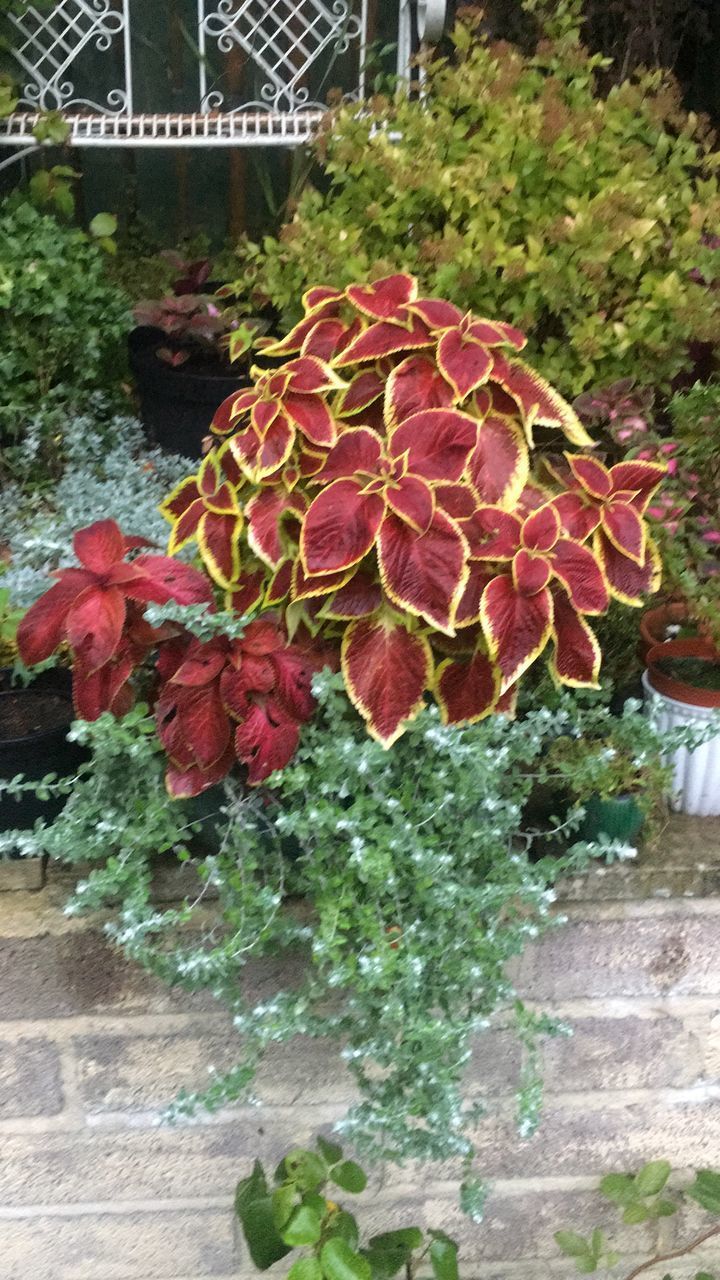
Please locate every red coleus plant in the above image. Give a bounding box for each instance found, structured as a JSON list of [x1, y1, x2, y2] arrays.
[[17, 519, 327, 797], [158, 272, 665, 746]]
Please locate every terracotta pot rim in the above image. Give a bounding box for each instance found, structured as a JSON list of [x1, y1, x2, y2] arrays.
[[646, 638, 720, 708]]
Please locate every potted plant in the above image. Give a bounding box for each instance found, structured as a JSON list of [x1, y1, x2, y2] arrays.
[[643, 636, 720, 816], [129, 253, 269, 456]]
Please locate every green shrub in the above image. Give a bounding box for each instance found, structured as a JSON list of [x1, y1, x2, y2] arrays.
[[0, 202, 130, 437], [244, 3, 720, 396]]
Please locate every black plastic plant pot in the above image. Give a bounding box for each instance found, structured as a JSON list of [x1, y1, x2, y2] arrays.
[[128, 326, 250, 458], [575, 793, 644, 844], [0, 668, 87, 838]]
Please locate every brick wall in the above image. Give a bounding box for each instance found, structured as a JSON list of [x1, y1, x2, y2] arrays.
[[1, 819, 720, 1279]]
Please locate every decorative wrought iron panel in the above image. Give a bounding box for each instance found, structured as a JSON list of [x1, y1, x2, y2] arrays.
[[7, 0, 131, 115]]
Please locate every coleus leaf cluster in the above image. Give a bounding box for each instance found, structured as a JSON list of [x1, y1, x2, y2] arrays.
[[17, 519, 327, 796], [161, 273, 665, 745]]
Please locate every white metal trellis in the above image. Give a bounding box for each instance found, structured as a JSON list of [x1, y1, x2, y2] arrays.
[[0, 0, 448, 151]]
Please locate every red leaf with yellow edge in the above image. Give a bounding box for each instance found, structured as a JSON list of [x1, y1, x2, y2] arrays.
[[548, 538, 609, 615], [246, 487, 306, 568], [491, 353, 593, 446], [17, 569, 94, 667], [391, 408, 478, 483], [566, 453, 612, 500], [66, 586, 126, 671], [197, 510, 243, 590], [292, 558, 354, 601], [595, 529, 661, 605], [549, 583, 601, 688], [435, 649, 499, 725], [321, 570, 383, 620], [204, 480, 239, 517], [260, 295, 342, 356], [601, 501, 645, 565], [437, 329, 493, 401], [518, 482, 551, 514], [513, 549, 552, 596], [283, 392, 336, 449], [408, 298, 462, 330], [481, 575, 553, 688], [335, 314, 433, 366], [609, 459, 665, 511], [165, 745, 235, 798], [434, 482, 478, 520], [552, 491, 599, 542], [522, 503, 560, 553], [300, 318, 349, 361], [265, 558, 293, 605], [464, 507, 521, 561], [378, 509, 468, 634], [346, 273, 417, 321], [314, 426, 383, 483], [229, 567, 266, 616], [251, 399, 280, 437], [285, 355, 343, 394], [168, 497, 204, 553], [302, 478, 386, 574], [228, 424, 261, 473], [335, 369, 385, 418], [385, 474, 435, 533], [303, 285, 344, 312], [467, 415, 528, 506], [341, 613, 432, 746], [467, 318, 526, 350], [455, 562, 493, 627], [252, 414, 296, 480], [384, 354, 454, 428], [211, 391, 252, 436], [73, 519, 126, 573], [160, 476, 200, 525], [235, 699, 302, 783]]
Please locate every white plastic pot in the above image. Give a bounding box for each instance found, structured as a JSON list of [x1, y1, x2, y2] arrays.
[[642, 669, 720, 816]]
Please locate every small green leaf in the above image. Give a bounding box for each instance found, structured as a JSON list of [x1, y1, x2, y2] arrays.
[[590, 1228, 604, 1259], [281, 1149, 328, 1192], [272, 1183, 296, 1229], [288, 1260, 323, 1280], [321, 1238, 372, 1280], [281, 1203, 323, 1246], [328, 1210, 359, 1249], [370, 1230, 423, 1251], [600, 1173, 636, 1205], [688, 1171, 720, 1216], [623, 1203, 650, 1225], [430, 1235, 459, 1280], [89, 212, 117, 238], [555, 1232, 592, 1259], [317, 1137, 344, 1166], [635, 1160, 671, 1196], [653, 1199, 678, 1218], [331, 1160, 367, 1194], [575, 1258, 599, 1274]]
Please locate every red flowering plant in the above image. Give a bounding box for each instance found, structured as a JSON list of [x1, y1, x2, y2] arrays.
[[160, 272, 665, 747]]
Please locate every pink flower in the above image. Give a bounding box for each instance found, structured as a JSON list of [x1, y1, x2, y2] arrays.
[[702, 531, 720, 544], [659, 442, 677, 455]]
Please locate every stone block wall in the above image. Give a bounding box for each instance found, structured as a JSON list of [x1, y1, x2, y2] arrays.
[[1, 819, 720, 1278]]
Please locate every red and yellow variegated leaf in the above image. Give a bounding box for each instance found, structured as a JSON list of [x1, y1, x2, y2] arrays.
[[292, 558, 354, 601], [335, 369, 385, 417], [518, 481, 552, 514], [385, 474, 435, 533], [341, 613, 432, 746], [549, 538, 609, 615], [301, 478, 385, 575], [197, 451, 222, 499], [17, 569, 94, 666], [285, 355, 345, 394], [601, 500, 645, 565], [197, 511, 243, 590], [496, 682, 519, 716], [435, 649, 499, 724], [235, 699, 302, 784], [609, 459, 666, 511], [436, 328, 493, 401], [160, 476, 200, 525], [320, 570, 383, 620], [384, 354, 454, 429], [467, 415, 528, 506], [513, 549, 552, 596], [211, 390, 253, 436], [481, 574, 553, 689], [566, 453, 612, 500], [251, 414, 296, 481], [313, 426, 383, 484], [283, 391, 337, 449], [65, 585, 126, 671], [228, 567, 266, 616], [265, 558, 293, 605], [246, 487, 306, 568], [595, 529, 662, 606], [463, 506, 521, 561], [204, 480, 240, 517], [168, 497, 204, 554], [552, 491, 599, 542], [391, 408, 478, 483], [491, 353, 593, 446], [73, 519, 125, 574], [346, 273, 417, 321], [335, 314, 433, 366], [303, 285, 345, 312], [434, 481, 478, 521], [549, 583, 601, 688], [467, 318, 526, 350], [260, 296, 342, 356], [300, 318, 349, 361], [455, 562, 493, 627], [521, 502, 560, 553], [378, 509, 468, 634], [251, 398, 280, 437], [228, 424, 261, 474], [165, 745, 235, 798], [408, 298, 463, 330]]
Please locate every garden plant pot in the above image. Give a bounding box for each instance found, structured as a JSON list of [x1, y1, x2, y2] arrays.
[[643, 638, 720, 817], [639, 601, 690, 662], [128, 326, 249, 457], [576, 793, 644, 844], [0, 668, 88, 862]]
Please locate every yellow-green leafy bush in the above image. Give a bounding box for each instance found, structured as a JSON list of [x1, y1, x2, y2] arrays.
[[244, 5, 720, 396]]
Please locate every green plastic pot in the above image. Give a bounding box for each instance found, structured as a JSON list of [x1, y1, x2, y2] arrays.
[[576, 793, 644, 844]]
